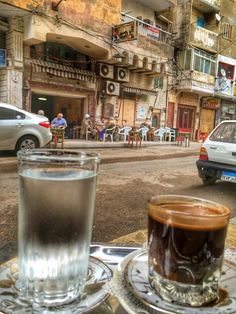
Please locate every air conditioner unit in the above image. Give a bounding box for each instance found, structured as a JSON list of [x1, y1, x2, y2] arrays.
[[97, 63, 114, 79], [104, 80, 120, 96], [115, 67, 130, 82]]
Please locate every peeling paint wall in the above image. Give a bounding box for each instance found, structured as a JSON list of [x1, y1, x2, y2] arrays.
[[1, 0, 121, 36]]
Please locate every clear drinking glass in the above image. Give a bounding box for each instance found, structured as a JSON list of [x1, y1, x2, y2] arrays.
[[148, 195, 230, 307], [17, 149, 100, 306]]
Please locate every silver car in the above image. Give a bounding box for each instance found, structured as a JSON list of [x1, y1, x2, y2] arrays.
[[0, 103, 52, 152]]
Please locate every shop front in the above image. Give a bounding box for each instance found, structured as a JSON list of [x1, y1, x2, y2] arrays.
[[199, 97, 221, 136], [24, 56, 97, 138], [217, 101, 236, 122]]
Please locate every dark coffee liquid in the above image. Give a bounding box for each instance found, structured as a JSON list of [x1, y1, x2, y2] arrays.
[[148, 204, 228, 285]]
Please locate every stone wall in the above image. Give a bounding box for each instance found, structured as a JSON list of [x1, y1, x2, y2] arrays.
[[1, 0, 121, 37]]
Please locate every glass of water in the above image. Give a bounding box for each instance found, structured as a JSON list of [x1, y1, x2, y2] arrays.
[[17, 149, 100, 306]]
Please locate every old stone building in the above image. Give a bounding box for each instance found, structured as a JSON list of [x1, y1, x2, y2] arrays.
[[173, 0, 236, 140], [0, 0, 175, 132]]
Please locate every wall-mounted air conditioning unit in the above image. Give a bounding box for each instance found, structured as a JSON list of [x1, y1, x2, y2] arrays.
[[97, 63, 114, 79], [115, 67, 130, 82], [104, 80, 120, 96]]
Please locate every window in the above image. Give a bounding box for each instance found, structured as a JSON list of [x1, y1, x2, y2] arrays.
[[197, 17, 205, 28], [222, 23, 233, 40], [0, 108, 25, 120], [210, 122, 236, 143], [30, 42, 91, 70], [154, 77, 163, 89], [193, 49, 216, 76]]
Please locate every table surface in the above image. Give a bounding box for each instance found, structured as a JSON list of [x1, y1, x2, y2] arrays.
[[1, 219, 236, 314]]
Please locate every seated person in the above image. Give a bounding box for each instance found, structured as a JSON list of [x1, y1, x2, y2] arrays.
[[81, 114, 97, 139], [95, 117, 106, 141], [51, 113, 67, 129]]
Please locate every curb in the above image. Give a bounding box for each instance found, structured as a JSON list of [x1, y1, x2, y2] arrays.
[[0, 151, 199, 173], [101, 151, 198, 164]]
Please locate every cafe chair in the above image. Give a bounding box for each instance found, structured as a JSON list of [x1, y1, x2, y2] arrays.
[[118, 126, 132, 142], [137, 127, 149, 141], [154, 128, 165, 141], [165, 127, 176, 142], [103, 126, 116, 142], [50, 127, 65, 148]]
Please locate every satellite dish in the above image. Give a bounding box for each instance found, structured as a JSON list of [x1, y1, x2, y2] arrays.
[[215, 13, 222, 22]]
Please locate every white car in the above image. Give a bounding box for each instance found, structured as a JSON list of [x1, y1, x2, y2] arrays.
[[196, 120, 236, 185], [0, 103, 52, 152]]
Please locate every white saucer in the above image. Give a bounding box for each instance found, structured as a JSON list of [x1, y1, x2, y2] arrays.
[[0, 256, 112, 313], [111, 248, 236, 314]]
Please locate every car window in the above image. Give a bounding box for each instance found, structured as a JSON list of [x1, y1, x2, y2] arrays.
[[210, 122, 236, 143], [0, 108, 26, 120]]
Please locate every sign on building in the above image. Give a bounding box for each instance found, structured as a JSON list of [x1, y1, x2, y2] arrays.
[[112, 21, 138, 42], [0, 49, 6, 67]]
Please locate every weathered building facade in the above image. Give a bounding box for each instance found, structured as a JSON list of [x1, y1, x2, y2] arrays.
[[173, 0, 236, 140], [0, 0, 175, 131]]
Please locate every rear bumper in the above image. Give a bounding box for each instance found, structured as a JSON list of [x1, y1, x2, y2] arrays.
[[196, 160, 236, 179]]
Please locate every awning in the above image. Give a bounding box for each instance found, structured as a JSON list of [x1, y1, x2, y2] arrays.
[[123, 85, 157, 95], [29, 59, 97, 83]]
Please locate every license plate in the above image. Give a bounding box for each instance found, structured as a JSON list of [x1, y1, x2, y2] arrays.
[[221, 171, 236, 183]]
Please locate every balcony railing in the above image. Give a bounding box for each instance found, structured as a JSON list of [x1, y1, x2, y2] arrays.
[[190, 25, 218, 53], [193, 0, 221, 13], [112, 15, 172, 45]]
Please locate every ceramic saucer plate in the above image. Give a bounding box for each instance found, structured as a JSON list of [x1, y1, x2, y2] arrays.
[[0, 256, 112, 314], [111, 248, 236, 314]]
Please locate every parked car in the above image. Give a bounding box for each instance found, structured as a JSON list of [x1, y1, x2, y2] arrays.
[[0, 102, 52, 153], [196, 120, 236, 185]]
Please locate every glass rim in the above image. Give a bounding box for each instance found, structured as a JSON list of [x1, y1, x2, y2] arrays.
[[148, 194, 230, 218], [17, 149, 101, 163]]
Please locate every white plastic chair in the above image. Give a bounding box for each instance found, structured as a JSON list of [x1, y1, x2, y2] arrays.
[[137, 127, 149, 141], [165, 127, 176, 142], [103, 126, 116, 142], [118, 126, 132, 142], [154, 128, 166, 141]]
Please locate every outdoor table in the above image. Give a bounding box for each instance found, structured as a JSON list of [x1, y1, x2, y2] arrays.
[[177, 131, 191, 147], [0, 219, 235, 313]]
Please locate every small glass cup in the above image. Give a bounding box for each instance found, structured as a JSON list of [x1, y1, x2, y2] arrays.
[[148, 195, 230, 307], [17, 149, 100, 306]]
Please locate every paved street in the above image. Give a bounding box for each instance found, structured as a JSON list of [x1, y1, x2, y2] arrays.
[[1, 154, 235, 262]]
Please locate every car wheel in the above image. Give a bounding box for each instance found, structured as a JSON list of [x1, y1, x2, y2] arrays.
[[16, 135, 39, 152], [202, 175, 217, 185]]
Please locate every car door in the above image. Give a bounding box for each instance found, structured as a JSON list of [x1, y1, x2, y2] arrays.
[[0, 107, 26, 150], [204, 121, 236, 166]]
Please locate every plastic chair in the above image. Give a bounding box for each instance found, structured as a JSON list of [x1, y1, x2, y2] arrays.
[[103, 126, 116, 142], [165, 127, 176, 142], [154, 128, 165, 141], [137, 127, 149, 141], [118, 126, 132, 142]]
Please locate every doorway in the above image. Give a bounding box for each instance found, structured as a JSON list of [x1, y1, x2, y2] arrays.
[[177, 106, 195, 132]]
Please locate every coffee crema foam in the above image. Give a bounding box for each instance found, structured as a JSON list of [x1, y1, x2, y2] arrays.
[[148, 203, 229, 231]]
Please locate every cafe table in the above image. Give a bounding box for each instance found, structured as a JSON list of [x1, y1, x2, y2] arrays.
[[177, 131, 191, 147], [0, 219, 236, 314]]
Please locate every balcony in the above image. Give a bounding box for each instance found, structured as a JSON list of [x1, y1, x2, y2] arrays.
[[135, 0, 176, 11], [177, 70, 215, 95], [193, 0, 220, 13], [189, 25, 218, 53]]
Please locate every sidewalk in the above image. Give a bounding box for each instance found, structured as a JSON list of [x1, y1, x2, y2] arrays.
[[0, 140, 201, 172]]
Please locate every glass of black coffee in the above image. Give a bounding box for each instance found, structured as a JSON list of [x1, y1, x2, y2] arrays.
[[148, 195, 230, 307]]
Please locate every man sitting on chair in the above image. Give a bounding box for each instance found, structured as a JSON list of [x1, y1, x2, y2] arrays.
[[51, 113, 67, 129]]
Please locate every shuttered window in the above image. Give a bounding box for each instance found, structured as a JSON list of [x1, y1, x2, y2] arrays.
[[222, 23, 233, 40]]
